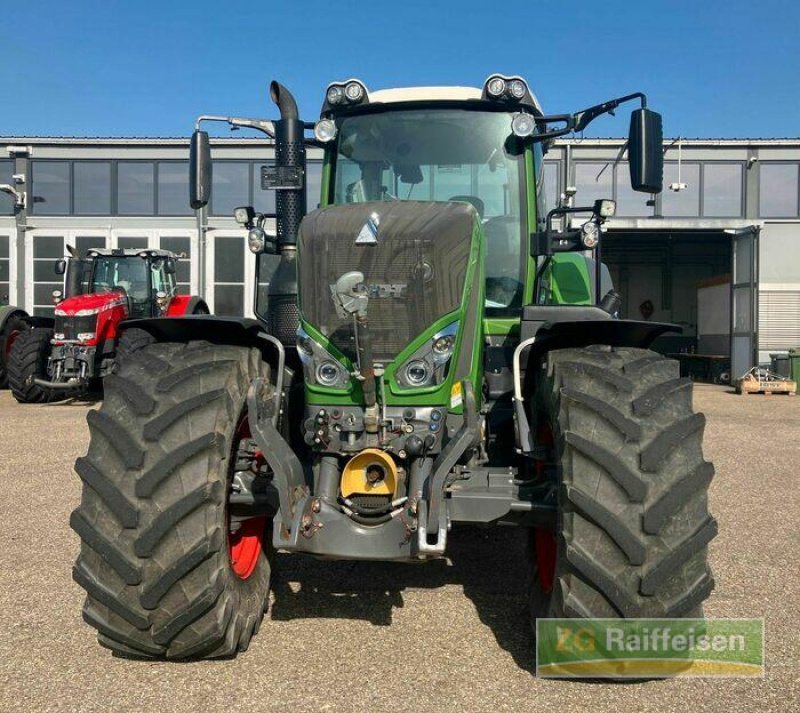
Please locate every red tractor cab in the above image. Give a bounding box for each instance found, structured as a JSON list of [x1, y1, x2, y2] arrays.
[[8, 248, 208, 403]]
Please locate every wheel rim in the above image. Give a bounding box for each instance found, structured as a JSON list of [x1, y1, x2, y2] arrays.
[[534, 421, 557, 594], [228, 417, 266, 580]]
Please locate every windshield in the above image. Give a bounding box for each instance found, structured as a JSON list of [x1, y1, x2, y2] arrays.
[[91, 257, 151, 316], [330, 108, 526, 312]]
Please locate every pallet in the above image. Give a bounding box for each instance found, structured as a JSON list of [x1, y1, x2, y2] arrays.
[[737, 376, 796, 396]]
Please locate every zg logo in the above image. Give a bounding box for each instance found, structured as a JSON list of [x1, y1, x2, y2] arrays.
[[555, 625, 597, 653]]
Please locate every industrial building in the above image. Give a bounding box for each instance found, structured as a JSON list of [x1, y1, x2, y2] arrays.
[[2, 135, 799, 378]]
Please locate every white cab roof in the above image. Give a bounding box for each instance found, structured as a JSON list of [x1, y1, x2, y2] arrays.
[[367, 85, 544, 115]]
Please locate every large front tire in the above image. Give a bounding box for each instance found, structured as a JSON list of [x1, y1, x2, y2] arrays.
[[529, 346, 717, 623], [7, 327, 57, 403], [70, 340, 274, 659], [0, 312, 29, 389]]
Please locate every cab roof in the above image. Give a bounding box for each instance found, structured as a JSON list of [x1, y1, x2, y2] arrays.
[[80, 248, 176, 259]]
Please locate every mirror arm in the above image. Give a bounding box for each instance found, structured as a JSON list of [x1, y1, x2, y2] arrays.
[[571, 92, 647, 133], [195, 115, 276, 137]]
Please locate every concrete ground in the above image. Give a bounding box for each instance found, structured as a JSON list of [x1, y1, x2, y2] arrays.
[[0, 385, 797, 712]]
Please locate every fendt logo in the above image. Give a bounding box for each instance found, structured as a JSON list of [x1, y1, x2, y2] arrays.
[[355, 211, 380, 244]]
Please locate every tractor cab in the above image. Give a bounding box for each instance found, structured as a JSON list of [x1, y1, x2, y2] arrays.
[[56, 248, 178, 321]]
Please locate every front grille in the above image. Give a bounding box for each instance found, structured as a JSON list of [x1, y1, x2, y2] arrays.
[[298, 201, 474, 363], [55, 314, 97, 340]]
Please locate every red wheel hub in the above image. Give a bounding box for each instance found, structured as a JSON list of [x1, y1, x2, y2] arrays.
[[229, 516, 266, 580], [228, 418, 267, 580], [534, 527, 557, 593], [5, 329, 21, 358]]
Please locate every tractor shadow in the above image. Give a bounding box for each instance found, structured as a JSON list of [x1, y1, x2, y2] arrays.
[[269, 525, 537, 672]]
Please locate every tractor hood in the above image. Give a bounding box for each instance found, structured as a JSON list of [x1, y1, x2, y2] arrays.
[[297, 201, 478, 365], [55, 290, 128, 317]]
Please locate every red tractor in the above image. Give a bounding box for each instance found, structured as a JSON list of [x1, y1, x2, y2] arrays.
[[7, 247, 208, 402]]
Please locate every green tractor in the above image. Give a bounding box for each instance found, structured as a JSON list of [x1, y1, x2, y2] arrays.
[[71, 75, 716, 659]]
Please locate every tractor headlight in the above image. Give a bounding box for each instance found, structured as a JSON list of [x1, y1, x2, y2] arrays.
[[297, 334, 314, 357], [314, 119, 337, 143], [581, 221, 600, 249], [396, 321, 459, 389], [483, 74, 530, 103], [344, 81, 364, 102], [324, 80, 368, 111], [405, 360, 431, 386], [509, 79, 526, 99], [432, 335, 455, 360], [316, 361, 339, 385], [296, 326, 350, 389], [326, 85, 345, 105], [77, 332, 96, 342], [594, 198, 617, 218], [248, 228, 266, 254], [511, 112, 536, 138], [486, 76, 506, 97]]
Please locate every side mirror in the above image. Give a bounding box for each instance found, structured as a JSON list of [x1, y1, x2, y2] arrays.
[[54, 259, 66, 275], [395, 163, 423, 185], [164, 259, 176, 275], [628, 108, 663, 193], [189, 130, 212, 209]]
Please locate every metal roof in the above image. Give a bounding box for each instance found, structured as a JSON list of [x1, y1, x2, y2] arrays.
[[3, 136, 800, 148]]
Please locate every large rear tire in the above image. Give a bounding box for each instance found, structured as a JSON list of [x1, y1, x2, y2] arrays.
[[7, 328, 58, 403], [70, 340, 274, 659], [528, 346, 716, 623]]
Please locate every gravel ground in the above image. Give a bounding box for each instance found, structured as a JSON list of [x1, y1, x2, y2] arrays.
[[0, 385, 797, 712]]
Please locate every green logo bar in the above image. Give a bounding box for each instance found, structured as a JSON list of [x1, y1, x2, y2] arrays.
[[536, 618, 764, 678]]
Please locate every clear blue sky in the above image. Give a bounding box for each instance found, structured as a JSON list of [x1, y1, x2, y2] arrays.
[[2, 0, 798, 139]]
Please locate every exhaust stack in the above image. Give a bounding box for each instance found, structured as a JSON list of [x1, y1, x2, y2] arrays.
[[267, 81, 306, 345]]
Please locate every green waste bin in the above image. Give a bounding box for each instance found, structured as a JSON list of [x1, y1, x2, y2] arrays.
[[789, 348, 800, 393], [771, 353, 791, 378]]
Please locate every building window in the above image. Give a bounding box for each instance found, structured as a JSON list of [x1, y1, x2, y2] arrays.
[[117, 236, 150, 250], [157, 162, 192, 216], [252, 163, 275, 215], [73, 161, 111, 215], [33, 236, 64, 316], [75, 235, 107, 254], [159, 236, 192, 294], [0, 234, 9, 304], [32, 161, 70, 215], [703, 163, 743, 217], [662, 162, 700, 217], [614, 162, 652, 217], [211, 162, 250, 217], [574, 162, 613, 206], [541, 161, 561, 215], [759, 163, 799, 217], [0, 160, 14, 215], [214, 236, 244, 316], [118, 162, 155, 215]]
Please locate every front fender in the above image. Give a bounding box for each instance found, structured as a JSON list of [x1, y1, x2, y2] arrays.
[[121, 315, 287, 406], [512, 306, 681, 454], [165, 295, 209, 316]]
